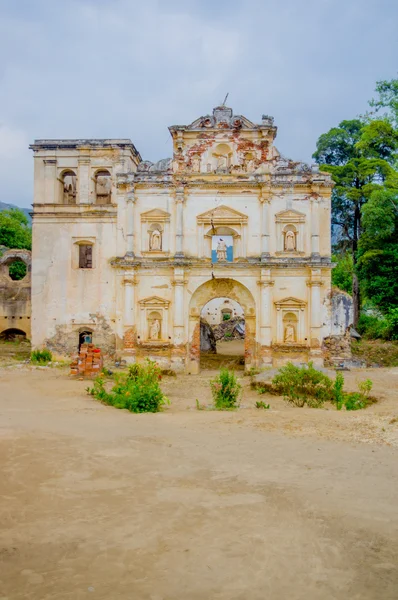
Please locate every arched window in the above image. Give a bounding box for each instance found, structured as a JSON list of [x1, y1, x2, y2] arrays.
[[61, 170, 77, 204], [95, 170, 112, 205]]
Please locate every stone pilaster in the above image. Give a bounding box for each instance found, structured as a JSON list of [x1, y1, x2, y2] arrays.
[[126, 189, 135, 257], [259, 184, 271, 260], [43, 158, 57, 204], [174, 185, 185, 258]]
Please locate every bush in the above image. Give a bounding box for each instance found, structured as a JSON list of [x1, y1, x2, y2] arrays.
[[210, 368, 242, 410], [272, 362, 333, 408], [255, 400, 270, 409], [333, 372, 345, 410], [357, 313, 391, 339], [31, 349, 52, 364], [88, 360, 169, 413], [222, 313, 231, 321]]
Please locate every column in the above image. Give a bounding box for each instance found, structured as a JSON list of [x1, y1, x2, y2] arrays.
[[78, 151, 91, 204], [258, 269, 274, 358], [123, 277, 136, 326], [173, 267, 185, 345], [175, 186, 185, 258], [311, 198, 320, 257], [126, 190, 135, 256], [308, 269, 323, 350], [43, 158, 57, 204], [259, 186, 271, 260]]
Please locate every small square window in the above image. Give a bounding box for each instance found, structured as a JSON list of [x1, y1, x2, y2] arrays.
[[79, 245, 93, 269]]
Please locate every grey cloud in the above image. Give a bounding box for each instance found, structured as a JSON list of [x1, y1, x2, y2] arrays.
[[0, 0, 397, 207]]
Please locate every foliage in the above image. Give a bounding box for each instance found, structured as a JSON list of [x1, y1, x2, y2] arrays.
[[369, 78, 398, 126], [313, 79, 398, 326], [8, 258, 27, 281], [31, 349, 52, 364], [255, 400, 270, 410], [331, 253, 353, 294], [0, 208, 31, 250], [224, 331, 232, 338], [272, 362, 333, 408], [210, 368, 242, 410], [333, 373, 345, 410], [222, 313, 231, 321], [357, 312, 392, 340], [351, 339, 398, 367], [88, 359, 169, 413]]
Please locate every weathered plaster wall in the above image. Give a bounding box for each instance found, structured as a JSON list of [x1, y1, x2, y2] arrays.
[[30, 106, 333, 367], [0, 250, 31, 338]]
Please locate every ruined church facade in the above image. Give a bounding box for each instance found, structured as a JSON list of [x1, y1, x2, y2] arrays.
[[30, 105, 333, 371]]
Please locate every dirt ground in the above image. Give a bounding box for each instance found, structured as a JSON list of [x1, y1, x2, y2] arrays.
[[1, 365, 398, 599]]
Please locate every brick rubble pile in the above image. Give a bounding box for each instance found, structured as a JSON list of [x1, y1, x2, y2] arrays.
[[70, 343, 103, 377]]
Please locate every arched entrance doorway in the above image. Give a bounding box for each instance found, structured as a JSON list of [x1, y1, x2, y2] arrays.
[[187, 278, 256, 374], [200, 297, 245, 369]]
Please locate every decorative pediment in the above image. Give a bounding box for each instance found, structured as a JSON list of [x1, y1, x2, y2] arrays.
[[140, 208, 170, 223], [275, 297, 306, 309], [138, 296, 170, 307], [197, 205, 248, 225], [275, 209, 306, 223]]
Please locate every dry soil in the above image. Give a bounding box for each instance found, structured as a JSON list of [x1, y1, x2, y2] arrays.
[[0, 366, 398, 599]]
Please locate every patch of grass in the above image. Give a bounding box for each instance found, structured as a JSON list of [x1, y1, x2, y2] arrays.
[[88, 359, 169, 413], [351, 339, 398, 367], [255, 401, 270, 410], [210, 368, 242, 410], [31, 349, 52, 364]]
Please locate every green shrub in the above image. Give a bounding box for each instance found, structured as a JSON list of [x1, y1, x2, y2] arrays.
[[357, 313, 391, 339], [224, 331, 232, 339], [255, 400, 270, 409], [333, 372, 345, 410], [88, 359, 169, 413], [31, 349, 52, 364], [344, 392, 367, 411], [210, 368, 242, 410], [272, 362, 333, 408], [222, 313, 231, 321]]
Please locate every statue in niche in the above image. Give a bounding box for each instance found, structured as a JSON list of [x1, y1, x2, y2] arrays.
[[191, 155, 201, 172], [217, 155, 228, 170], [285, 230, 296, 252], [96, 173, 112, 204], [150, 319, 161, 340], [216, 238, 227, 261], [284, 324, 295, 343], [150, 229, 162, 251]]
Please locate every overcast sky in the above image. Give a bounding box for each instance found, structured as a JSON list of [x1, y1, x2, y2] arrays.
[[0, 0, 397, 208]]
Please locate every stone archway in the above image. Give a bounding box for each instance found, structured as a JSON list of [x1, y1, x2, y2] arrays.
[[187, 278, 256, 374]]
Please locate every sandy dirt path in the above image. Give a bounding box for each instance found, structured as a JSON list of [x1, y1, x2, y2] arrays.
[[0, 368, 398, 599]]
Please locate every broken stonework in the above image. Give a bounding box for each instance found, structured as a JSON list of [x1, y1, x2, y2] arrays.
[[212, 317, 245, 341], [200, 318, 216, 353], [44, 315, 116, 357], [331, 289, 353, 335]]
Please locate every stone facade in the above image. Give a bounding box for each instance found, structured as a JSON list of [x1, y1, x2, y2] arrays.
[[0, 249, 31, 339], [30, 105, 334, 370]]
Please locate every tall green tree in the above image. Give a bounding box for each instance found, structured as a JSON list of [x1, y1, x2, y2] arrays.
[[313, 119, 395, 324], [0, 208, 31, 251]]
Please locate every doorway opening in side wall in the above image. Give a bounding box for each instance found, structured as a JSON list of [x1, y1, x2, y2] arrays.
[[200, 297, 245, 370], [78, 330, 93, 352]]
